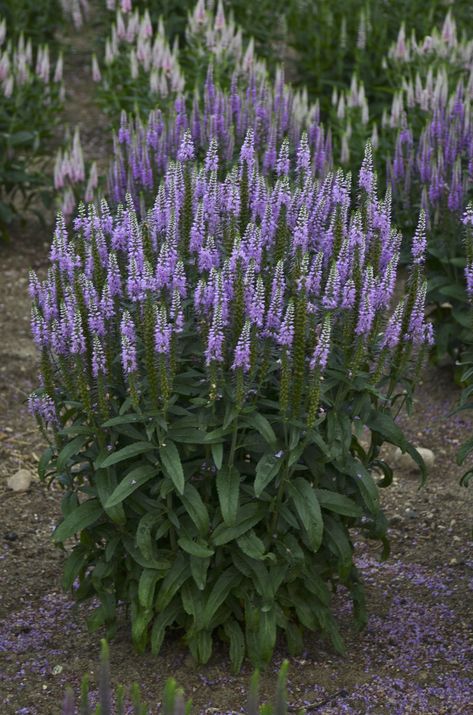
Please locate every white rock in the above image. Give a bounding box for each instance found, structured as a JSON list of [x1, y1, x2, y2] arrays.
[[7, 468, 33, 492], [393, 447, 435, 472]]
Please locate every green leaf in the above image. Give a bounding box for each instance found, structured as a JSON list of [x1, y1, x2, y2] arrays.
[[177, 537, 214, 558], [139, 569, 162, 610], [105, 464, 158, 508], [237, 530, 272, 561], [56, 435, 88, 473], [53, 499, 102, 543], [136, 513, 162, 562], [101, 414, 148, 426], [315, 489, 362, 517], [62, 544, 89, 590], [151, 602, 181, 655], [324, 517, 353, 579], [254, 453, 282, 497], [167, 428, 206, 443], [100, 442, 156, 469], [181, 483, 210, 535], [337, 454, 379, 513], [190, 555, 210, 591], [216, 466, 240, 525], [211, 442, 224, 470], [123, 536, 171, 570], [156, 555, 190, 610], [95, 468, 126, 525], [223, 619, 245, 673], [242, 412, 277, 445], [160, 440, 185, 495], [212, 503, 264, 545], [202, 568, 240, 628], [289, 478, 323, 551], [258, 609, 276, 664]]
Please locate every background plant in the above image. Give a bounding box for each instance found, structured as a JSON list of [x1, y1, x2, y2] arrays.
[[0, 15, 64, 235]]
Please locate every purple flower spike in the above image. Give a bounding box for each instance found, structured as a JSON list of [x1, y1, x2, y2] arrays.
[[177, 129, 195, 162], [120, 311, 137, 374], [412, 210, 427, 265], [232, 320, 251, 372], [310, 315, 331, 370], [277, 301, 295, 347], [28, 394, 57, 425], [154, 305, 172, 355], [359, 141, 375, 195]]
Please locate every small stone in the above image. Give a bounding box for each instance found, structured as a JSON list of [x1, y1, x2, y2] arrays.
[[4, 532, 18, 541], [52, 665, 63, 675], [7, 469, 33, 492], [393, 447, 435, 472], [404, 507, 417, 520], [389, 514, 404, 527]]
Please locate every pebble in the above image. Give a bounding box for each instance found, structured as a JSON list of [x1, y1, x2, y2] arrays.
[[393, 447, 435, 472], [7, 468, 33, 492]]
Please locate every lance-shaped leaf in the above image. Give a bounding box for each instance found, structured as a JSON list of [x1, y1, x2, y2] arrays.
[[100, 442, 156, 469], [212, 503, 264, 545], [181, 483, 210, 535], [159, 440, 185, 494], [177, 537, 214, 558], [241, 412, 277, 446], [254, 453, 282, 497], [216, 465, 240, 525], [53, 499, 103, 543], [155, 555, 190, 610], [202, 568, 240, 628], [289, 477, 323, 551], [105, 464, 158, 508], [138, 568, 163, 610], [56, 435, 88, 473], [315, 489, 362, 517]]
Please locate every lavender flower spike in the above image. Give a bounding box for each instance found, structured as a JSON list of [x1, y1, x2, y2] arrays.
[[310, 315, 332, 370], [232, 320, 252, 372], [412, 210, 427, 265]]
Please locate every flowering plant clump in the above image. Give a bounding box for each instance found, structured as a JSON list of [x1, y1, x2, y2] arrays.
[[0, 15, 64, 233], [31, 135, 429, 669]]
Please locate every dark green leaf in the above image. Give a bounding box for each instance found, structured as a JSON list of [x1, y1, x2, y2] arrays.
[[242, 412, 277, 445], [254, 453, 282, 497], [105, 464, 158, 508], [216, 466, 240, 525], [100, 442, 156, 469], [56, 435, 88, 473], [177, 537, 214, 558], [315, 489, 362, 517], [181, 483, 210, 535], [289, 477, 323, 551], [53, 499, 102, 543], [160, 440, 185, 494], [202, 568, 240, 628]]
